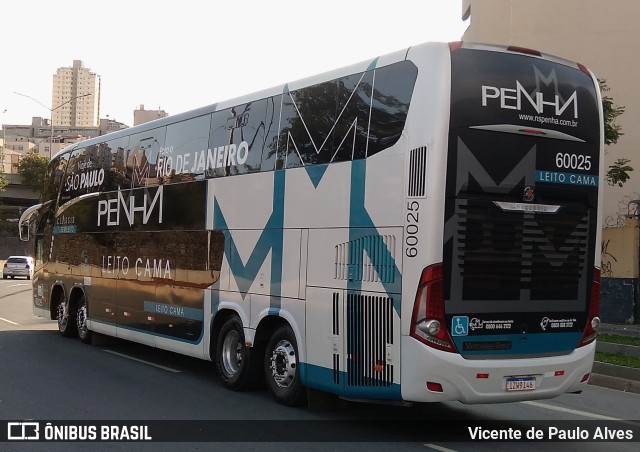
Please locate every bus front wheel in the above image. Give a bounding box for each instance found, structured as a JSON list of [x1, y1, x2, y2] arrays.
[[215, 315, 261, 390], [264, 325, 306, 406]]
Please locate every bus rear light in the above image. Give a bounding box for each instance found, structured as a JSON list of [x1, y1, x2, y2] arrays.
[[449, 41, 463, 52], [507, 45, 542, 57], [577, 63, 591, 76], [410, 263, 457, 353], [578, 267, 601, 347], [426, 381, 443, 392]]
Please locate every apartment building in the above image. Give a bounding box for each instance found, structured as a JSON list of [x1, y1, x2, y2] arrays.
[[52, 60, 101, 127]]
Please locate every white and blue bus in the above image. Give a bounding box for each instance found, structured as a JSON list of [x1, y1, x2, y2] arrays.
[[20, 41, 603, 406]]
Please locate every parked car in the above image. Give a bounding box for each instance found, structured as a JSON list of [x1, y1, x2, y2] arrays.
[[3, 256, 35, 280]]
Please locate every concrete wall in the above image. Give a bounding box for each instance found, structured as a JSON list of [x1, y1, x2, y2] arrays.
[[601, 219, 638, 324]]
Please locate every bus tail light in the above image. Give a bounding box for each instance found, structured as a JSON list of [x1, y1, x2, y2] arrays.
[[578, 267, 601, 347], [449, 41, 463, 52], [410, 263, 457, 353]]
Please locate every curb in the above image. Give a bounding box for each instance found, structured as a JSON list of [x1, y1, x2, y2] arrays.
[[589, 372, 640, 394], [596, 341, 640, 358], [592, 361, 640, 381]]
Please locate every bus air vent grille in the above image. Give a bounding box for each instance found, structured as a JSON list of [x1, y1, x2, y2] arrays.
[[454, 199, 589, 294], [335, 235, 396, 283], [408, 146, 427, 197], [346, 293, 393, 387]]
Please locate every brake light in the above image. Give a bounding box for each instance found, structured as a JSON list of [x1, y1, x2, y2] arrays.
[[577, 63, 591, 76], [410, 263, 457, 352], [449, 41, 463, 52], [507, 45, 542, 57], [578, 267, 601, 347]]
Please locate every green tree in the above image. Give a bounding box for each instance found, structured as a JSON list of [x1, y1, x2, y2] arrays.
[[600, 79, 633, 186], [15, 152, 49, 188], [0, 144, 7, 192]]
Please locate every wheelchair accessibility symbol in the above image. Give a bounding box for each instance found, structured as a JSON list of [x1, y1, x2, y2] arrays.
[[452, 316, 469, 336]]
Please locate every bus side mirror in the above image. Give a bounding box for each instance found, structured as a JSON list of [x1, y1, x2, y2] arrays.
[[19, 223, 29, 242]]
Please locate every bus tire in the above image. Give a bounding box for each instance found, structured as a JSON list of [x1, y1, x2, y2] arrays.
[[264, 325, 306, 406], [76, 294, 92, 344], [215, 315, 261, 390], [56, 291, 77, 338]]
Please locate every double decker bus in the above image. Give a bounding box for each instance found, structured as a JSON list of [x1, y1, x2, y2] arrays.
[[20, 41, 603, 406]]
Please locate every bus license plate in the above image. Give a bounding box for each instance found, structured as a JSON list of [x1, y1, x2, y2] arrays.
[[506, 377, 535, 392]]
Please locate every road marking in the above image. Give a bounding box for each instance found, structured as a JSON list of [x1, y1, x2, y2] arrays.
[[424, 444, 457, 452], [0, 316, 19, 325], [6, 283, 30, 288], [103, 350, 182, 373], [520, 400, 623, 421]]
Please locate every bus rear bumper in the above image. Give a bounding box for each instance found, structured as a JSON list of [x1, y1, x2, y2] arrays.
[[400, 336, 595, 404]]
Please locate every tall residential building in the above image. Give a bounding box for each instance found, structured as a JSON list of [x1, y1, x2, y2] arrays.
[[461, 0, 640, 227], [51, 60, 101, 127]]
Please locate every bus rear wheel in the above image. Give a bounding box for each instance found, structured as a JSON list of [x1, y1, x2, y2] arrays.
[[264, 325, 306, 406], [215, 315, 261, 390], [56, 291, 77, 338], [76, 294, 92, 344]]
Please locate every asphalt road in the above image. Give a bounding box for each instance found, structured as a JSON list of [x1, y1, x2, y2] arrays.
[[0, 280, 639, 451]]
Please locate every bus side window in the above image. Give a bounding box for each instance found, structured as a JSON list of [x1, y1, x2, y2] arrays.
[[262, 95, 284, 171], [367, 61, 418, 157], [59, 147, 87, 204], [333, 70, 374, 162], [208, 103, 265, 178], [277, 70, 374, 169], [35, 236, 44, 269], [164, 115, 211, 183], [42, 153, 70, 206], [102, 135, 130, 191], [127, 127, 166, 187]]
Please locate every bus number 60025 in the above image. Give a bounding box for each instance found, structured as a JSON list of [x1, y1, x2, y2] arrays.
[[406, 201, 420, 257]]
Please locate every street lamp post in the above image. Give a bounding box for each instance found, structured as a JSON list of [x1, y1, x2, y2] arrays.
[[14, 92, 92, 158]]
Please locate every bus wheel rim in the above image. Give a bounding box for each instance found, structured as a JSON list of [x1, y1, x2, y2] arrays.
[[57, 302, 67, 328], [221, 330, 242, 376], [269, 340, 297, 388], [77, 304, 87, 333]]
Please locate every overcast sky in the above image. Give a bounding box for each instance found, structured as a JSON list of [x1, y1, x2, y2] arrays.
[[1, 1, 468, 127]]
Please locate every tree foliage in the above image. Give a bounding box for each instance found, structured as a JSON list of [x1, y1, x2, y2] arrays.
[[600, 79, 633, 187], [600, 79, 625, 146], [15, 152, 49, 188], [607, 158, 633, 187]]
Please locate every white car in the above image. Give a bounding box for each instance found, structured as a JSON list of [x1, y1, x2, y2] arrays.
[[3, 256, 35, 280]]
